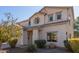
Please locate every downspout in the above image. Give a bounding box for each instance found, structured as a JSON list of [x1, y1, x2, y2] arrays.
[[66, 8, 69, 40], [67, 7, 70, 24], [44, 13, 47, 25], [44, 8, 47, 25]]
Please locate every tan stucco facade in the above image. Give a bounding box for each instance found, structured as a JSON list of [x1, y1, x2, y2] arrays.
[[18, 6, 74, 47]]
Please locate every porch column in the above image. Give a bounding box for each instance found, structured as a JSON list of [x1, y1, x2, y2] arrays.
[[32, 28, 39, 44], [23, 30, 28, 45]]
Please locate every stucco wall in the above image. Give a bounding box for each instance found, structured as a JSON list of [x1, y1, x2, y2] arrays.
[[39, 23, 71, 47], [32, 28, 39, 44], [68, 7, 74, 37]]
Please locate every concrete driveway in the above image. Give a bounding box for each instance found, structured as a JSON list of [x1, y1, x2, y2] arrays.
[[36, 48, 71, 53], [0, 44, 71, 53]]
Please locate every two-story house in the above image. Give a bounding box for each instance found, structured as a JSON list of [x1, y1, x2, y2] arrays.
[[17, 6, 74, 47]]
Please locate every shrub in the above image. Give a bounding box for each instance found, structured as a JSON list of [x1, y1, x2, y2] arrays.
[[35, 39, 46, 48], [68, 38, 79, 53], [64, 40, 73, 52], [26, 44, 37, 53], [64, 38, 79, 53], [8, 37, 18, 48]]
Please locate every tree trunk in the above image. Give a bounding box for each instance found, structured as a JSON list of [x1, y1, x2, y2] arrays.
[[0, 42, 2, 50]]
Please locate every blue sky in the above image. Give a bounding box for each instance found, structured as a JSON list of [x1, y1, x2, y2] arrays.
[[0, 6, 79, 22]]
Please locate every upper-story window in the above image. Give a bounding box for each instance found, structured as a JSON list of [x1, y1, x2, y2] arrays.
[[34, 17, 40, 24], [56, 12, 62, 20], [48, 14, 53, 21], [28, 21, 31, 26]]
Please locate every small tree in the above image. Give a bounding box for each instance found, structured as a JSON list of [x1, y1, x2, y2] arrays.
[[0, 21, 9, 49], [0, 13, 22, 48]]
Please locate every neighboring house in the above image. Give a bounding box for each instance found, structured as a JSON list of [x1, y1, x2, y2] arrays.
[[17, 6, 74, 47]]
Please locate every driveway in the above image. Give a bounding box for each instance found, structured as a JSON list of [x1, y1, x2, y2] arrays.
[[36, 48, 71, 53], [0, 44, 71, 53], [0, 47, 71, 53]]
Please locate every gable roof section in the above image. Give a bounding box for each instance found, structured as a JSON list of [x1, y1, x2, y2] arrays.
[[29, 11, 46, 20], [17, 19, 29, 26], [17, 19, 28, 24]]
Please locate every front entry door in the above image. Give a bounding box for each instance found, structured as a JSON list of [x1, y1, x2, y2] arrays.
[[27, 31, 33, 44]]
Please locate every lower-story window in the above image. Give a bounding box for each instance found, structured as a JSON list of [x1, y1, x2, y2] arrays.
[[47, 32, 57, 42]]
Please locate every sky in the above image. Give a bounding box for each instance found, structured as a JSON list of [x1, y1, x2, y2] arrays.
[[0, 6, 79, 22]]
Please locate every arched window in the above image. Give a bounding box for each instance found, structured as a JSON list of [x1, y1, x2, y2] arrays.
[[34, 17, 40, 24]]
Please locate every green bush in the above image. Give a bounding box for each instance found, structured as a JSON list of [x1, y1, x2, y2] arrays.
[[64, 40, 73, 52], [35, 40, 46, 48], [26, 44, 37, 53], [8, 38, 18, 48]]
